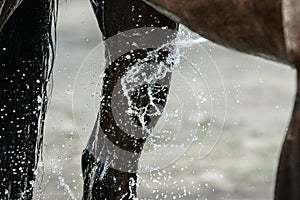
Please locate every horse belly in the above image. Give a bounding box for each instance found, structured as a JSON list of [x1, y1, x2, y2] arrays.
[[146, 0, 290, 64]]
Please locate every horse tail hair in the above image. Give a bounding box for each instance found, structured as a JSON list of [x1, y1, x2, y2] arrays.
[[0, 0, 57, 198]]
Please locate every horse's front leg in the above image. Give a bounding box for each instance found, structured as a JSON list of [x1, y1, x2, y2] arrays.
[[0, 0, 55, 198], [82, 0, 178, 199], [275, 70, 300, 200]]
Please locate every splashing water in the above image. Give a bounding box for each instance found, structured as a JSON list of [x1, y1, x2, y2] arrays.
[[119, 26, 207, 136]]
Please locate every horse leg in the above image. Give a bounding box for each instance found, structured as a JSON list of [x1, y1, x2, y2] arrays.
[[0, 0, 55, 198], [81, 0, 178, 199], [275, 69, 300, 200]]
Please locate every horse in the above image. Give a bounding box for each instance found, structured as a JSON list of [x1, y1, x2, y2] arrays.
[[0, 0, 56, 198], [1, 0, 299, 199], [144, 0, 300, 199], [0, 0, 177, 198]]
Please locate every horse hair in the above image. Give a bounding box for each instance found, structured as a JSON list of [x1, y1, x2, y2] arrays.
[[0, 0, 57, 198]]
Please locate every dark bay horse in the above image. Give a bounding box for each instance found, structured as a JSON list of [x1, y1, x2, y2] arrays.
[[0, 0, 56, 198], [1, 0, 300, 199], [0, 0, 177, 198]]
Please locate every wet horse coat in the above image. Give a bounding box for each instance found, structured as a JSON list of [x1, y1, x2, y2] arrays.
[[0, 0, 55, 198], [82, 0, 178, 198], [1, 0, 300, 199]]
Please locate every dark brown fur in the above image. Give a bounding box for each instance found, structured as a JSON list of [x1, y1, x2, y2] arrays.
[[145, 0, 300, 199]]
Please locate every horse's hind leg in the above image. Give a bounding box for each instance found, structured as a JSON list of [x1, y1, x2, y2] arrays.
[[275, 70, 300, 200], [82, 0, 178, 199], [0, 0, 55, 198]]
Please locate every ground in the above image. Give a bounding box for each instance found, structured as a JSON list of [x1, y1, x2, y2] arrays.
[[34, 0, 296, 199]]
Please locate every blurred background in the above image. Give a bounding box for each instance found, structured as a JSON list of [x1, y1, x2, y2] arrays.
[[36, 0, 296, 199]]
